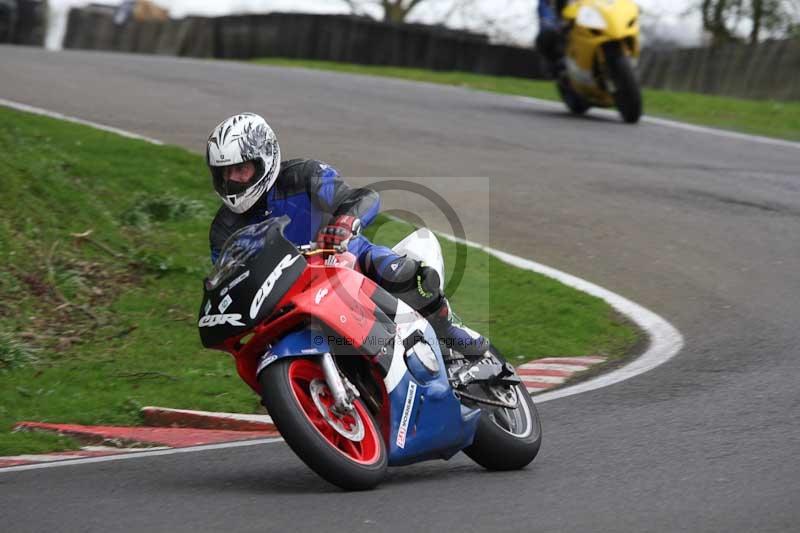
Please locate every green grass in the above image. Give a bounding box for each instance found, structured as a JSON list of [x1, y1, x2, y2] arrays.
[[254, 58, 800, 142], [0, 106, 637, 455], [362, 217, 636, 359]]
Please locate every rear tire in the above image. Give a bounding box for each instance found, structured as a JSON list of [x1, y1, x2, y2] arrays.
[[463, 383, 542, 470], [604, 41, 642, 124], [456, 346, 542, 470], [260, 358, 387, 490]]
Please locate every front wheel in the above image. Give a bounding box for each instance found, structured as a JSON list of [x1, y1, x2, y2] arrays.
[[604, 41, 642, 124], [463, 382, 542, 470], [259, 358, 387, 490]]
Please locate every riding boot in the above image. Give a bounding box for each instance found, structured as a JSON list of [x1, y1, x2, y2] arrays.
[[426, 297, 491, 361], [374, 254, 492, 360], [536, 27, 567, 78]]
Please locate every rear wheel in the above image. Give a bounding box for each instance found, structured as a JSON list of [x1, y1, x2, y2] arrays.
[[463, 382, 542, 470], [604, 41, 642, 124], [260, 358, 387, 490], [460, 348, 542, 470]]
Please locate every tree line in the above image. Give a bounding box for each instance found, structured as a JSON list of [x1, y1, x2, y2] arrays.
[[700, 0, 799, 45], [339, 0, 799, 46]]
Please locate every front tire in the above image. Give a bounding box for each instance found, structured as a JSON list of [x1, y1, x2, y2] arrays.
[[260, 358, 387, 490], [604, 41, 642, 124], [463, 383, 542, 470]]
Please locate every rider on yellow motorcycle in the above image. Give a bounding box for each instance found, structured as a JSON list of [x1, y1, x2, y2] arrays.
[[535, 0, 573, 76], [536, 0, 643, 123]]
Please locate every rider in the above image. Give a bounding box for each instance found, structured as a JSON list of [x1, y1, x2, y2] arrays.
[[535, 0, 571, 77], [206, 112, 490, 360]]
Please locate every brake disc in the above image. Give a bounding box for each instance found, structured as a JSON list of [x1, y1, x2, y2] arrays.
[[309, 379, 365, 441]]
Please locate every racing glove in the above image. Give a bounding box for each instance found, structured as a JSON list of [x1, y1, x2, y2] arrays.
[[317, 215, 361, 250]]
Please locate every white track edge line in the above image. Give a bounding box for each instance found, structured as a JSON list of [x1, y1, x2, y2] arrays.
[[513, 95, 800, 150], [0, 98, 164, 145], [432, 229, 685, 403], [0, 437, 285, 474], [308, 69, 799, 150], [269, 67, 799, 149], [143, 406, 274, 423]]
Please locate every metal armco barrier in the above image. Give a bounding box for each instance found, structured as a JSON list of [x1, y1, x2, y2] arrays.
[[62, 8, 798, 101], [638, 39, 800, 101], [1, 0, 46, 46], [63, 9, 546, 80]]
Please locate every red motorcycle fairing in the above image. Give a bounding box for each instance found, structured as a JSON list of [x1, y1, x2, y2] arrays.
[[220, 253, 397, 395]]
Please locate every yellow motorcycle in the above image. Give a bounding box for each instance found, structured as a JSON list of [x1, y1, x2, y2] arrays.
[[557, 0, 642, 123]]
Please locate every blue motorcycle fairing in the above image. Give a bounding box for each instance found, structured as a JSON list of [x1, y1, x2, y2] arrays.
[[260, 324, 482, 466], [385, 323, 481, 466], [256, 328, 332, 377], [386, 373, 481, 466]]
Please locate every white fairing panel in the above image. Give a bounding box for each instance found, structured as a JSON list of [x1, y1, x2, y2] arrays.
[[392, 228, 445, 291], [384, 300, 438, 393], [383, 228, 446, 393]]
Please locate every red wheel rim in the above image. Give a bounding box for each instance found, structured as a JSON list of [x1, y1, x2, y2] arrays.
[[287, 359, 382, 465]]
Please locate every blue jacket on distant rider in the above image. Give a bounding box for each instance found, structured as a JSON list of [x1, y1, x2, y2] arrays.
[[205, 113, 489, 359]]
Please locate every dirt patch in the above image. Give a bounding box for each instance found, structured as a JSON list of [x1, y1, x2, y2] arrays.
[[1, 236, 143, 357]]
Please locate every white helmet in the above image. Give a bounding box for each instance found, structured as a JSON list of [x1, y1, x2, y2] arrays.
[[206, 113, 281, 214]]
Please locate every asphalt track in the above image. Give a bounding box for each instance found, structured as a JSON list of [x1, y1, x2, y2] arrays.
[[2, 46, 799, 532]]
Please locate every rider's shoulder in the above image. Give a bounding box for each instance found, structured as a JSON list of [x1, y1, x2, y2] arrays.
[[280, 158, 338, 179], [278, 159, 339, 195]]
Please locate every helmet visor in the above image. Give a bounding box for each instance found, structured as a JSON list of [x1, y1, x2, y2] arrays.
[[211, 159, 266, 198]]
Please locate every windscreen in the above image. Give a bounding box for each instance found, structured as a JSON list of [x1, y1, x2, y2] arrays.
[[199, 216, 306, 349], [206, 219, 273, 291]]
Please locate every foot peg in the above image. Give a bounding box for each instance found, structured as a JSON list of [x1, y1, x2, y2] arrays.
[[448, 359, 521, 389]]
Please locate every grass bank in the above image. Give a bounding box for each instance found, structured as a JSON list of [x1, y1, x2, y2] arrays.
[[0, 106, 637, 455], [254, 58, 800, 142]]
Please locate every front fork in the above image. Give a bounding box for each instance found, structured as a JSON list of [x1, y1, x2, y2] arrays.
[[320, 352, 360, 416], [598, 38, 638, 86]]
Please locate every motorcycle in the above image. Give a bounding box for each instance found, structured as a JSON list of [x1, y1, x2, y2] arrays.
[[198, 216, 541, 490], [557, 0, 643, 123]]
